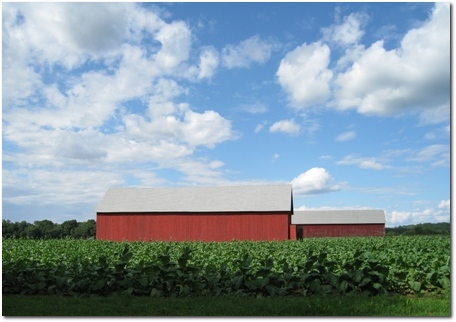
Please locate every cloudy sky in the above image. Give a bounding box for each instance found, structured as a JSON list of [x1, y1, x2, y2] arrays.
[[2, 2, 450, 227]]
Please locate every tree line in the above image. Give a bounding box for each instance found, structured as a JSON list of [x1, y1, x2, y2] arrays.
[[385, 222, 450, 236], [2, 219, 96, 239]]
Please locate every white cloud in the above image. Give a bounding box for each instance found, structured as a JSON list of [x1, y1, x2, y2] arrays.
[[242, 102, 268, 114], [334, 3, 450, 118], [424, 125, 450, 140], [335, 130, 356, 142], [322, 12, 368, 46], [359, 160, 387, 170], [182, 110, 235, 148], [337, 154, 389, 170], [2, 168, 125, 206], [269, 119, 301, 136], [154, 21, 192, 72], [197, 46, 220, 79], [406, 144, 449, 167], [4, 3, 132, 69], [419, 103, 450, 125], [276, 41, 332, 109], [2, 2, 239, 211], [254, 121, 267, 133], [209, 160, 225, 169], [438, 199, 450, 210], [55, 130, 108, 161], [291, 167, 341, 195], [386, 199, 450, 227], [319, 155, 333, 160], [222, 35, 273, 69]]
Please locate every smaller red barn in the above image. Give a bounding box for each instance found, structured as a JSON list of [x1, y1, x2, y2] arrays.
[[290, 210, 385, 238], [96, 184, 293, 242]]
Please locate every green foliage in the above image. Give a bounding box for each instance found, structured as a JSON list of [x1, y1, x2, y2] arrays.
[[2, 219, 96, 239], [2, 236, 450, 297], [385, 222, 450, 236]]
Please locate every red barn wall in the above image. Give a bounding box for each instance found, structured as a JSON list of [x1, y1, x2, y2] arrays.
[[302, 224, 385, 238], [97, 212, 291, 242], [289, 224, 297, 240]]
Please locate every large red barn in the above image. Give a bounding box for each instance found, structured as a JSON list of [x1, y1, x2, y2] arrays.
[[96, 185, 293, 242], [290, 210, 385, 238]]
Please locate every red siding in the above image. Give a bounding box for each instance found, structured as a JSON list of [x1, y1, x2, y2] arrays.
[[97, 212, 290, 242], [302, 224, 385, 238], [289, 224, 297, 240]]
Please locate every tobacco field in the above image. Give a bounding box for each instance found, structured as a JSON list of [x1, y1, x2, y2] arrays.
[[2, 236, 450, 297]]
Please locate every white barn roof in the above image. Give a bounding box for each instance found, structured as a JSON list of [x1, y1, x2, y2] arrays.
[[96, 184, 293, 213], [292, 210, 385, 224]]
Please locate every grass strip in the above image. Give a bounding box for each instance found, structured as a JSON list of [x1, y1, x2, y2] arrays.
[[2, 293, 450, 317]]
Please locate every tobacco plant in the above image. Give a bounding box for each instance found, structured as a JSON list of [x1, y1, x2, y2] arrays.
[[2, 236, 450, 297]]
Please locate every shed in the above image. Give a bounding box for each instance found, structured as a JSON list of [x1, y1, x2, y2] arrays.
[[290, 210, 385, 238], [96, 184, 293, 242]]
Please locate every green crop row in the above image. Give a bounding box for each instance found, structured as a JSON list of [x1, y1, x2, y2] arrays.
[[2, 236, 450, 297]]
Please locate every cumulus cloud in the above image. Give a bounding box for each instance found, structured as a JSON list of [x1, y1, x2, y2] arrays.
[[275, 3, 449, 124], [2, 2, 238, 211], [2, 168, 125, 206], [182, 110, 235, 148], [269, 119, 301, 136], [3, 3, 132, 69], [291, 167, 341, 195], [197, 46, 219, 79], [322, 12, 368, 46], [335, 130, 356, 142], [334, 3, 450, 118], [154, 21, 192, 72], [55, 130, 108, 161], [276, 42, 332, 109], [386, 199, 450, 227], [222, 35, 273, 69]]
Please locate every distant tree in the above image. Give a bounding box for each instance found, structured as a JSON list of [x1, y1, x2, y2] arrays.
[[50, 225, 63, 238], [34, 220, 56, 238], [386, 222, 450, 236], [25, 225, 42, 239], [18, 221, 32, 238], [2, 218, 96, 239], [2, 220, 14, 238], [61, 220, 78, 237], [73, 219, 96, 239]]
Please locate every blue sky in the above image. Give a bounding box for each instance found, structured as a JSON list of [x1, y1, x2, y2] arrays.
[[2, 2, 450, 227]]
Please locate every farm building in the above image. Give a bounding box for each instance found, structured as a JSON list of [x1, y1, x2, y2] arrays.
[[96, 184, 293, 242], [290, 210, 385, 238]]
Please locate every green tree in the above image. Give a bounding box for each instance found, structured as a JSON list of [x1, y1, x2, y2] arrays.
[[25, 225, 42, 239], [61, 220, 78, 237], [73, 220, 96, 239], [2, 220, 14, 238], [34, 220, 55, 238]]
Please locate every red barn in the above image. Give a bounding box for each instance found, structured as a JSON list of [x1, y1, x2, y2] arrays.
[[96, 185, 293, 242], [290, 210, 385, 238]]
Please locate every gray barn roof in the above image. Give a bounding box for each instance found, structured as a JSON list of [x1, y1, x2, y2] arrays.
[[96, 184, 293, 213], [292, 210, 385, 224]]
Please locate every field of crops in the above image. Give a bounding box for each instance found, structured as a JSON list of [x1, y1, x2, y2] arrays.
[[2, 236, 450, 297]]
